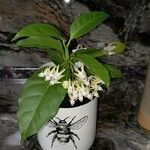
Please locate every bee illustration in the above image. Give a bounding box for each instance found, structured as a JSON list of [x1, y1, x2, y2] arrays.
[[46, 116, 88, 148]]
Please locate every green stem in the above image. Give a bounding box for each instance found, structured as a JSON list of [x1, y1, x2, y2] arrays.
[[70, 61, 75, 80], [70, 61, 74, 74], [62, 38, 73, 80], [62, 40, 69, 61], [66, 63, 70, 80], [66, 38, 71, 47]]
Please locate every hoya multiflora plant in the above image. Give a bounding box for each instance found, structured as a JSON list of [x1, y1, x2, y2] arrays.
[[12, 11, 125, 141]]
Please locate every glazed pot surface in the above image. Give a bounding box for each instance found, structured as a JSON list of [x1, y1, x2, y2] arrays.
[[37, 99, 97, 150]]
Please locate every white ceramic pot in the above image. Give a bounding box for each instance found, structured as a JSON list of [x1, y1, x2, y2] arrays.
[[37, 99, 97, 150]]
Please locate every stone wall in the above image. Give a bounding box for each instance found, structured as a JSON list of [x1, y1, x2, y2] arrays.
[[0, 0, 150, 150]]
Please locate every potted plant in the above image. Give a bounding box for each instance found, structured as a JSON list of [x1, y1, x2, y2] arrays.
[[12, 11, 125, 150]]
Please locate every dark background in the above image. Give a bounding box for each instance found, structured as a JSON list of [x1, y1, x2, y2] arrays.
[[0, 0, 150, 150]]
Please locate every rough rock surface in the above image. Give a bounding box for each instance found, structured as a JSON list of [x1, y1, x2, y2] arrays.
[[0, 0, 150, 150]]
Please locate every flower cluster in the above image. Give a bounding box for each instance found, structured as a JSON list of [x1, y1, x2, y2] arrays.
[[38, 66, 65, 85], [62, 62, 104, 105], [38, 62, 104, 106]]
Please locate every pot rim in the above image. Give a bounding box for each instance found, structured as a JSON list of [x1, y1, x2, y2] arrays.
[[59, 98, 97, 110]]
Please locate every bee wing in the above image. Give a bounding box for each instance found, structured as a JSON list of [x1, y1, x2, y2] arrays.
[[46, 120, 57, 128], [69, 116, 88, 130]]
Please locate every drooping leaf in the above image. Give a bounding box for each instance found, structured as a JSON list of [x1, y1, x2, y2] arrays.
[[17, 70, 66, 141], [12, 23, 64, 41], [73, 48, 106, 57], [75, 54, 110, 86], [16, 36, 64, 54], [70, 11, 109, 39], [104, 64, 123, 78]]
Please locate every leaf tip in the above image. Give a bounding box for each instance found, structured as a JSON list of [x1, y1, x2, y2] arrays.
[[11, 35, 18, 42]]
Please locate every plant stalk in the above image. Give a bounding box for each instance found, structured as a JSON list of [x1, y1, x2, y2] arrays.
[[66, 38, 71, 47], [62, 40, 69, 61]]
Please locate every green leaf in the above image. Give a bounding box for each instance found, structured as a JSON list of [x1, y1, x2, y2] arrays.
[[74, 48, 106, 57], [70, 11, 109, 39], [17, 71, 66, 141], [16, 36, 64, 53], [104, 64, 123, 78], [12, 23, 63, 41], [113, 42, 125, 54], [75, 54, 110, 86], [47, 49, 64, 65]]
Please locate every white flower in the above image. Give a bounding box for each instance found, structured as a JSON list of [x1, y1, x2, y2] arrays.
[[38, 66, 65, 85], [74, 61, 83, 68], [93, 91, 99, 97], [39, 63, 105, 106], [38, 67, 50, 78], [63, 80, 83, 105], [61, 62, 105, 106], [104, 43, 116, 55], [87, 93, 93, 100], [88, 76, 104, 96], [70, 99, 75, 106], [74, 62, 89, 85], [63, 77, 100, 105], [74, 66, 87, 80], [72, 44, 87, 53], [62, 80, 69, 89], [68, 81, 79, 101], [88, 76, 104, 87]]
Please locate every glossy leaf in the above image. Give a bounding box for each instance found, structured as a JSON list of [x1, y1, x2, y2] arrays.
[[16, 36, 64, 54], [75, 54, 110, 86], [74, 48, 106, 57], [47, 49, 64, 65], [12, 23, 63, 41], [17, 71, 66, 141], [70, 11, 109, 39], [104, 64, 123, 78]]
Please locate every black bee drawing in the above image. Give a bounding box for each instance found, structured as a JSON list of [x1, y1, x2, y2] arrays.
[[46, 116, 88, 149]]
